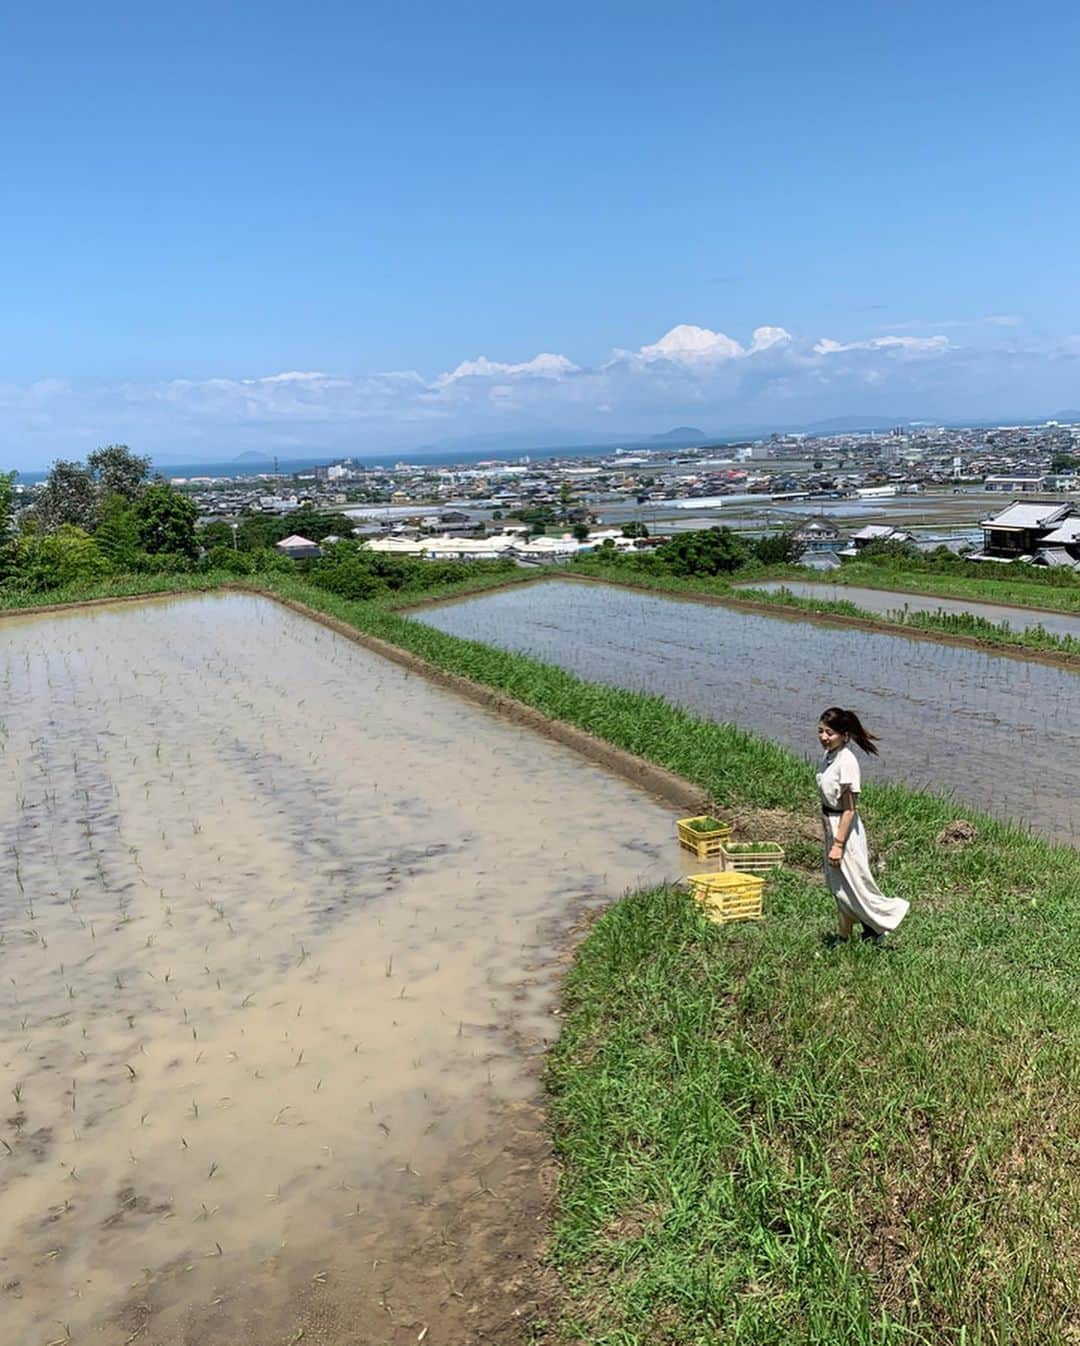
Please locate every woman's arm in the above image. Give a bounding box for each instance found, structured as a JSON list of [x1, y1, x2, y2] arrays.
[[828, 786, 857, 867]]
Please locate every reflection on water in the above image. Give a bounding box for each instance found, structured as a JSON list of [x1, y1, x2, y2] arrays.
[[0, 593, 680, 1345], [745, 579, 1080, 640], [416, 580, 1080, 844]]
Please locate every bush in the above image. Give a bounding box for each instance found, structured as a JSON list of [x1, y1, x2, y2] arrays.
[[751, 530, 805, 566], [201, 546, 255, 576], [14, 525, 111, 592], [129, 550, 197, 575], [134, 484, 199, 559], [655, 527, 749, 576], [310, 551, 389, 600]]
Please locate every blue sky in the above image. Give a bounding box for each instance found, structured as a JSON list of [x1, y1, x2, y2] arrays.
[[4, 0, 1080, 466]]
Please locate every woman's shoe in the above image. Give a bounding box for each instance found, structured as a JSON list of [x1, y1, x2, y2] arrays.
[[823, 933, 849, 949]]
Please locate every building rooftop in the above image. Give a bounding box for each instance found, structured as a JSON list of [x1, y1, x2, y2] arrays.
[[1041, 516, 1080, 545], [979, 501, 1073, 529], [1032, 547, 1080, 569]]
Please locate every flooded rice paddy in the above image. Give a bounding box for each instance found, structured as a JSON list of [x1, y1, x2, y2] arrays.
[[745, 579, 1080, 641], [0, 592, 682, 1345], [416, 580, 1080, 844]]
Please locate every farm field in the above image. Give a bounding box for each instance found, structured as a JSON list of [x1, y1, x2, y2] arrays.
[[415, 579, 1080, 844], [0, 592, 681, 1346], [743, 578, 1080, 639]]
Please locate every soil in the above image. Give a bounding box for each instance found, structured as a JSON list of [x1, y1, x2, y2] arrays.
[[0, 591, 701, 1346], [1, 584, 826, 1346]]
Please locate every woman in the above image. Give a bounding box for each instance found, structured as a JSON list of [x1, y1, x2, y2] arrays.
[[816, 707, 909, 947]]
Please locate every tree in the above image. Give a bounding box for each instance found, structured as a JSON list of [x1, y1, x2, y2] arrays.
[[1051, 452, 1079, 473], [197, 520, 235, 551], [559, 480, 575, 518], [134, 483, 199, 558], [201, 545, 255, 576], [858, 537, 922, 564], [95, 496, 141, 569], [0, 471, 15, 542], [622, 521, 649, 539], [572, 522, 591, 542], [519, 505, 557, 530], [0, 471, 17, 582], [34, 460, 98, 533], [15, 525, 110, 592], [751, 530, 805, 566], [655, 527, 749, 577], [88, 444, 151, 500]]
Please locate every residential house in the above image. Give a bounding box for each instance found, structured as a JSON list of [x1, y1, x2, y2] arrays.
[[1031, 514, 1080, 569], [275, 534, 322, 560], [974, 500, 1076, 561], [801, 551, 842, 571], [791, 519, 846, 553], [839, 524, 915, 558], [983, 475, 1045, 493]]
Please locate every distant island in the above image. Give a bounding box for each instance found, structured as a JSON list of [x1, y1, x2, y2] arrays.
[[650, 426, 707, 444], [233, 450, 273, 462]]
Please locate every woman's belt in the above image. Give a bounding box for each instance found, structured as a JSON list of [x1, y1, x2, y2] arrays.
[[821, 805, 845, 816]]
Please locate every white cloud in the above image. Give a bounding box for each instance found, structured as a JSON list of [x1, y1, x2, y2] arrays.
[[609, 323, 794, 370], [246, 370, 336, 385], [635, 324, 745, 363], [7, 322, 1080, 468], [813, 334, 949, 356], [435, 352, 578, 386], [747, 326, 793, 354]]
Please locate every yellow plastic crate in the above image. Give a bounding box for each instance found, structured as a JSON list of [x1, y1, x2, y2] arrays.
[[677, 815, 734, 861], [719, 842, 785, 874], [687, 871, 765, 924]]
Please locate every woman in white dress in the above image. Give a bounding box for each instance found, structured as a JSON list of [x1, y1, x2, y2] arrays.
[[816, 707, 909, 947]]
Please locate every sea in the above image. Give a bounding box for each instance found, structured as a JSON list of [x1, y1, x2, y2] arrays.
[[11, 438, 740, 485]]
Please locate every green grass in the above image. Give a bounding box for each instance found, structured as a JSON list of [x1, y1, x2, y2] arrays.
[[549, 876, 1077, 1345], [0, 570, 235, 610], [7, 568, 1079, 1344], [565, 560, 1080, 661], [260, 576, 1078, 1345], [794, 562, 1080, 615], [736, 585, 1080, 660]]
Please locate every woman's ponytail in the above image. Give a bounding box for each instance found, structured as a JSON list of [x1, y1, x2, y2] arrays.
[[820, 706, 880, 755]]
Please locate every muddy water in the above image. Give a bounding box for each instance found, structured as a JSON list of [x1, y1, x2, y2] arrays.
[[415, 580, 1080, 844], [0, 593, 685, 1346], [744, 579, 1080, 640]]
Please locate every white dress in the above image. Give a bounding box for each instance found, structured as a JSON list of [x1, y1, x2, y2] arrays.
[[816, 747, 909, 934]]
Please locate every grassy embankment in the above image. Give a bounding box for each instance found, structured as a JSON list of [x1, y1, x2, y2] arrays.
[[262, 575, 1079, 1345], [8, 571, 1079, 1344], [0, 569, 235, 611], [566, 557, 1080, 662], [802, 561, 1080, 615]]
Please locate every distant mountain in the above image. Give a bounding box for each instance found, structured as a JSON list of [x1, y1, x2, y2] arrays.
[[801, 415, 906, 434], [1051, 410, 1080, 424], [233, 450, 273, 462], [650, 426, 707, 443]]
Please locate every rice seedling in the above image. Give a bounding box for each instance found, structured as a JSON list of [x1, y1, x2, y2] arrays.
[[6, 572, 1074, 1345]]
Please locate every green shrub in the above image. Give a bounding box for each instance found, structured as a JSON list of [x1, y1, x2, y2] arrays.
[[13, 525, 111, 592]]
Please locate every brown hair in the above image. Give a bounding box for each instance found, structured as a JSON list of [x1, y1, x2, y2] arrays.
[[820, 706, 880, 755]]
